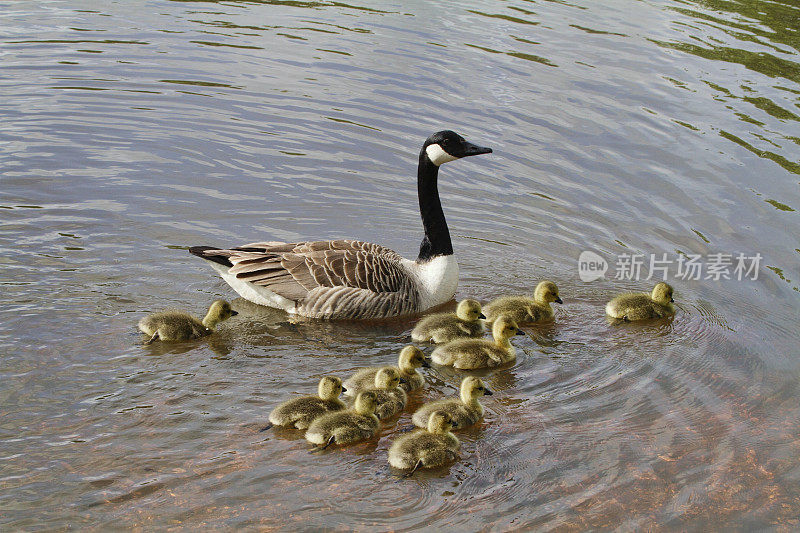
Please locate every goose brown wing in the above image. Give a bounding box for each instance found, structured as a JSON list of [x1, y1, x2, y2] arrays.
[[218, 239, 410, 300]]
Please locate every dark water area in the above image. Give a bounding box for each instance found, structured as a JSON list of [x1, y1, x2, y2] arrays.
[[1, 0, 799, 529]]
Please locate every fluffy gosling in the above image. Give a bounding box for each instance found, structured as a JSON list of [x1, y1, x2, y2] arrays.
[[412, 376, 492, 429], [361, 367, 408, 420], [267, 376, 346, 430], [483, 281, 562, 324], [605, 282, 675, 321], [138, 299, 238, 344], [388, 410, 460, 477], [431, 316, 524, 370], [411, 299, 486, 344], [305, 391, 380, 449], [344, 346, 429, 396]]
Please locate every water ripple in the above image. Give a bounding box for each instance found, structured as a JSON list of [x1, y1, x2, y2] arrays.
[[2, 0, 800, 530]]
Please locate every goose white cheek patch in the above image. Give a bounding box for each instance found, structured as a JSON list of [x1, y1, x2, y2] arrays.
[[425, 144, 458, 166]]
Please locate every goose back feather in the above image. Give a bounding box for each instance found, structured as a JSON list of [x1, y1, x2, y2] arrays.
[[191, 240, 423, 319]]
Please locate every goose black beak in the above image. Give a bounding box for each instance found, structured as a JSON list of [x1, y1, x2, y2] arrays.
[[341, 386, 347, 393], [479, 313, 487, 319], [483, 388, 494, 396], [554, 297, 563, 305], [421, 359, 431, 368], [461, 141, 492, 157], [516, 329, 526, 335], [230, 310, 239, 316]]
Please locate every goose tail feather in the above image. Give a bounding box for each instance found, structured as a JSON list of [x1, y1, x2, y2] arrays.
[[189, 246, 234, 268]]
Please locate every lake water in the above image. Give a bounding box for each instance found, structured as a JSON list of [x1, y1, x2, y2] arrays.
[[2, 0, 799, 529]]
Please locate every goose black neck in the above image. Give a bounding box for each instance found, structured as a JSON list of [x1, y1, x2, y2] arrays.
[[416, 153, 452, 262]]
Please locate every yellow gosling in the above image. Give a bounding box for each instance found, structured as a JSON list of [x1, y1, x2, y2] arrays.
[[361, 367, 408, 420], [483, 280, 562, 324], [305, 391, 380, 449], [267, 376, 346, 430], [344, 346, 429, 395], [430, 316, 523, 370], [605, 282, 675, 321], [411, 376, 492, 430], [388, 411, 459, 477], [138, 299, 237, 344], [411, 299, 486, 344]]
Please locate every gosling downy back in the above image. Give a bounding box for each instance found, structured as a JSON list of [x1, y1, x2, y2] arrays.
[[411, 299, 486, 344], [343, 346, 428, 396], [366, 367, 408, 420], [483, 281, 562, 324], [305, 391, 380, 447], [430, 316, 523, 370], [267, 376, 346, 429], [411, 376, 493, 429], [388, 410, 460, 474], [605, 282, 675, 321], [138, 299, 238, 344]]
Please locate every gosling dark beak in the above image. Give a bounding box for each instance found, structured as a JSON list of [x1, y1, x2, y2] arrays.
[[341, 386, 347, 393], [230, 310, 239, 316], [554, 297, 563, 305], [670, 297, 674, 303], [421, 359, 431, 368], [516, 329, 525, 335], [479, 313, 487, 319], [399, 377, 408, 384], [484, 388, 494, 396], [461, 141, 492, 157]]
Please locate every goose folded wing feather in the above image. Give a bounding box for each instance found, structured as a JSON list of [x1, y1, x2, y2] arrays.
[[226, 240, 408, 297]]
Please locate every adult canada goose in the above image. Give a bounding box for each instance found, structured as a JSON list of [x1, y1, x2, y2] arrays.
[[483, 281, 562, 324], [188, 131, 492, 319], [606, 282, 676, 321], [411, 376, 492, 430], [266, 376, 346, 430], [411, 299, 486, 344], [430, 316, 524, 370], [138, 299, 237, 344], [388, 411, 459, 477], [343, 346, 429, 395], [305, 391, 380, 449]]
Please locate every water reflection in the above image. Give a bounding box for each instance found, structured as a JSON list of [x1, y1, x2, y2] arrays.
[[653, 0, 800, 179], [1, 0, 800, 529]]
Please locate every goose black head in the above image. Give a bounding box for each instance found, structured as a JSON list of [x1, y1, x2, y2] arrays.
[[422, 130, 492, 166]]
